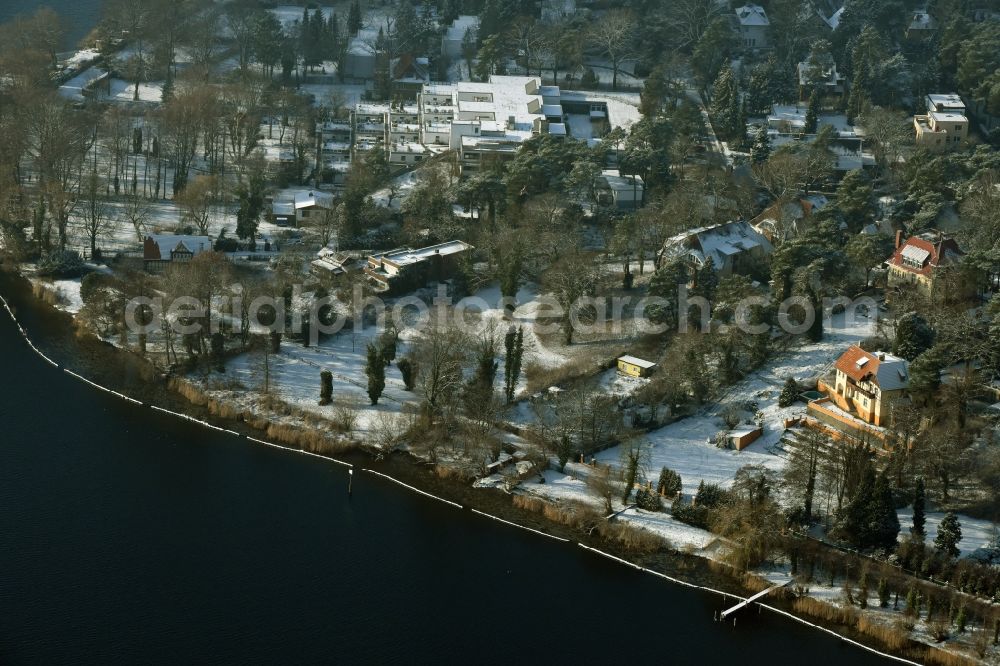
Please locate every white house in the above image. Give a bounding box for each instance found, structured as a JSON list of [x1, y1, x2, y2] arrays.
[[735, 4, 770, 49], [598, 169, 644, 211], [272, 191, 335, 227]]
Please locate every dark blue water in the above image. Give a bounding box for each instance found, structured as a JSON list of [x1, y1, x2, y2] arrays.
[[0, 283, 893, 664], [0, 0, 104, 48]]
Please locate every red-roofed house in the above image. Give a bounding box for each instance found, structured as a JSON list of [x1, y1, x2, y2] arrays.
[[886, 230, 964, 295], [826, 345, 909, 426]]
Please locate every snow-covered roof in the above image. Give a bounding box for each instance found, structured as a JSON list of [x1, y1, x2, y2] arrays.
[[293, 191, 334, 210], [146, 234, 212, 259], [663, 221, 774, 271], [735, 4, 769, 26], [371, 240, 473, 267], [926, 93, 965, 113], [619, 355, 656, 369], [930, 111, 966, 123], [901, 244, 931, 264], [600, 169, 644, 192], [824, 7, 843, 30], [908, 11, 936, 31]]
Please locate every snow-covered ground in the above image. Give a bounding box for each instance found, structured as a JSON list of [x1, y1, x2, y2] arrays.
[[30, 277, 84, 314], [593, 309, 879, 496], [370, 170, 421, 211], [595, 366, 648, 396], [106, 78, 164, 104], [522, 466, 723, 556], [210, 326, 415, 434], [517, 310, 881, 556], [897, 507, 998, 558], [472, 282, 571, 372]]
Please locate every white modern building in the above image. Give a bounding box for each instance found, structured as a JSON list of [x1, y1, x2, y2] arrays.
[[417, 75, 570, 174]]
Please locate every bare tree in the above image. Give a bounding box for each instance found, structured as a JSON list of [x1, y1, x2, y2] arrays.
[[586, 463, 620, 515], [120, 193, 152, 241], [414, 323, 469, 423], [661, 0, 723, 52], [587, 10, 635, 90], [30, 100, 93, 251], [542, 249, 603, 345], [858, 105, 912, 173], [176, 174, 216, 235], [310, 205, 342, 248], [79, 169, 118, 257], [162, 82, 215, 193], [619, 438, 651, 503]]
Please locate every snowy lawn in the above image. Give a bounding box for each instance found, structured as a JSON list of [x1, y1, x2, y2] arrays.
[[897, 507, 997, 558], [589, 309, 882, 497], [215, 327, 417, 434]]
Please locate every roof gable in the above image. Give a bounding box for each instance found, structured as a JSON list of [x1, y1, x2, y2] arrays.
[[888, 234, 964, 277], [835, 345, 909, 390]]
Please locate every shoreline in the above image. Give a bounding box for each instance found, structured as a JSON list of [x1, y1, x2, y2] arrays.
[[0, 266, 950, 665]]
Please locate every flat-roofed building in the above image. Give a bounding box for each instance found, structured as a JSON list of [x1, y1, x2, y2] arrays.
[[914, 93, 968, 151], [365, 240, 473, 293]]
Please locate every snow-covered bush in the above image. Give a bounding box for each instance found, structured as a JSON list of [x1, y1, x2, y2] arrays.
[[37, 250, 84, 277]]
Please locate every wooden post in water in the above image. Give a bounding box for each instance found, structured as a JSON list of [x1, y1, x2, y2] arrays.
[[348, 469, 354, 497]]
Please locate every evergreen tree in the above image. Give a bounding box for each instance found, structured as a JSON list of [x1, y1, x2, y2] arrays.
[[905, 584, 919, 616], [503, 327, 516, 403], [877, 578, 890, 607], [911, 477, 927, 539], [869, 472, 900, 551], [956, 605, 967, 633], [835, 170, 875, 230], [365, 343, 385, 405], [347, 0, 361, 36], [657, 467, 682, 497], [909, 347, 945, 406], [398, 356, 418, 390], [746, 60, 775, 116], [841, 464, 876, 549], [380, 327, 398, 365], [858, 571, 870, 609], [804, 90, 819, 134], [709, 65, 740, 142], [479, 0, 504, 40], [319, 369, 333, 405], [778, 376, 799, 407], [504, 327, 524, 403], [893, 313, 935, 361], [934, 512, 962, 559], [750, 125, 770, 164], [691, 17, 734, 89]]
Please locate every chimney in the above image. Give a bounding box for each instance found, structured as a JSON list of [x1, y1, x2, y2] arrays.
[[895, 229, 903, 249]]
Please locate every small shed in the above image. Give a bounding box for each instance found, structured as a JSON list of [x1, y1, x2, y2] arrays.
[[617, 355, 656, 378], [728, 426, 764, 451]]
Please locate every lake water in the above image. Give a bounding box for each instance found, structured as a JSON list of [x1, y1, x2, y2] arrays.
[[0, 277, 893, 663], [0, 0, 105, 48]]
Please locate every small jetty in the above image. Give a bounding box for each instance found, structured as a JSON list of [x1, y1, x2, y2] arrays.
[[719, 582, 790, 620]]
